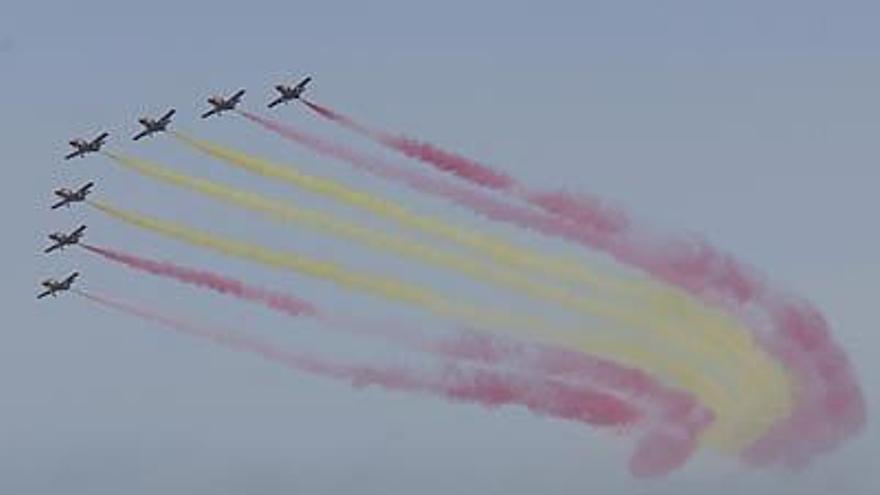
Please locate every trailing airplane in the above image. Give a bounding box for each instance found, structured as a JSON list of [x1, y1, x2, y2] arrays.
[[37, 272, 79, 299], [44, 225, 86, 254], [65, 132, 109, 160], [51, 182, 94, 210], [201, 89, 245, 119], [133, 108, 176, 141], [267, 76, 312, 109]]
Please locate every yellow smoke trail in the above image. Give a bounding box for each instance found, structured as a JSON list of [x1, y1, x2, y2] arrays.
[[104, 151, 756, 392], [113, 152, 776, 390], [172, 131, 636, 295], [169, 132, 747, 349], [169, 133, 757, 354], [90, 199, 788, 452], [168, 133, 793, 444], [171, 133, 772, 352]]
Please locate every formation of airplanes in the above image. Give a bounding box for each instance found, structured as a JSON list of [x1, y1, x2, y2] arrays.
[[42, 75, 313, 300]]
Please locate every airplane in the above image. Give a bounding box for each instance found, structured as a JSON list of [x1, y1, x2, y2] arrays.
[[51, 181, 94, 210], [65, 132, 109, 160], [44, 225, 86, 254], [133, 108, 176, 141], [267, 76, 312, 109], [201, 89, 245, 119], [37, 271, 79, 299]]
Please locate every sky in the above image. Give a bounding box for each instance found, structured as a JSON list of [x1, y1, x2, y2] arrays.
[[1, 1, 878, 493]]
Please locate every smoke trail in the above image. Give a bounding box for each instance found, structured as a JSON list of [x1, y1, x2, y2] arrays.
[[234, 112, 761, 347], [302, 101, 866, 466], [299, 104, 775, 320], [100, 151, 647, 318], [233, 113, 685, 319], [82, 200, 662, 356], [85, 200, 540, 333], [76, 288, 703, 476], [84, 241, 710, 432], [429, 329, 714, 477], [81, 243, 318, 317], [304, 100, 517, 190], [80, 242, 702, 406], [168, 129, 769, 441], [234, 111, 797, 447], [100, 150, 752, 391], [372, 145, 869, 465], [171, 129, 627, 296], [303, 100, 626, 231], [88, 199, 763, 455], [81, 241, 435, 352], [226, 112, 802, 448], [73, 290, 643, 428], [170, 128, 793, 454]]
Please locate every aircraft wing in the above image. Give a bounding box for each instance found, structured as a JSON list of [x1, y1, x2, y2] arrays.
[[72, 225, 87, 237], [230, 89, 246, 103], [63, 272, 79, 285], [296, 77, 312, 91], [95, 132, 109, 144], [160, 109, 176, 122], [51, 198, 70, 210], [200, 107, 219, 119], [43, 242, 61, 254], [37, 289, 52, 299], [81, 182, 95, 194], [267, 96, 285, 108], [64, 149, 84, 160], [132, 129, 151, 141]]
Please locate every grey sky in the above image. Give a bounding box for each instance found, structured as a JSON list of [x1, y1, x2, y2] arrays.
[[1, 1, 877, 493]]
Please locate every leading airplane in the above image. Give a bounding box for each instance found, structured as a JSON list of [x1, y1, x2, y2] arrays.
[[51, 181, 94, 210], [133, 108, 176, 141], [44, 225, 86, 254], [267, 76, 312, 109], [37, 272, 79, 299], [201, 89, 245, 119], [65, 132, 109, 160]]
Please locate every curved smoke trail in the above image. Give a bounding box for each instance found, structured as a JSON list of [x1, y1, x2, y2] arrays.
[[76, 288, 708, 476], [226, 113, 794, 451], [168, 132, 789, 438], [80, 242, 713, 463], [170, 130, 633, 296], [232, 112, 766, 359], [299, 100, 866, 466], [100, 151, 757, 392], [86, 199, 742, 441]]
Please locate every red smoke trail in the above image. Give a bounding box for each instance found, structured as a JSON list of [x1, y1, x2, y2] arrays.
[[430, 330, 711, 477], [239, 111, 624, 256], [303, 100, 627, 233], [255, 107, 866, 467], [81, 243, 318, 317], [304, 100, 516, 190], [84, 245, 708, 475], [83, 243, 708, 426], [75, 289, 695, 475], [82, 243, 421, 347]]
